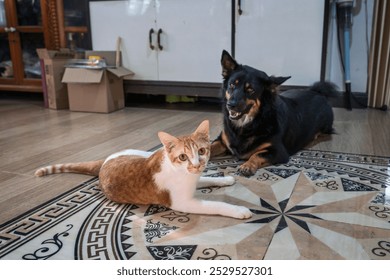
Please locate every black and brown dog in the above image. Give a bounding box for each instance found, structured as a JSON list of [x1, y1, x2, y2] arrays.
[[211, 50, 336, 176]]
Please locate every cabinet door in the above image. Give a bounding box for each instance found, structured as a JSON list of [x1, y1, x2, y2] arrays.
[[235, 0, 324, 86], [157, 0, 232, 83], [89, 0, 158, 80], [0, 0, 45, 90]]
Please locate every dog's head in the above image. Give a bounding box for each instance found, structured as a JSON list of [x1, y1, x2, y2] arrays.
[[221, 50, 290, 124]]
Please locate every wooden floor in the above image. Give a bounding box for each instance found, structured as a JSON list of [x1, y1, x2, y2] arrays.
[[1, 97, 390, 225]]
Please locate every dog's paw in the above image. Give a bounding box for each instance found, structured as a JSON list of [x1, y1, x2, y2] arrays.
[[237, 163, 257, 177], [231, 206, 253, 219]]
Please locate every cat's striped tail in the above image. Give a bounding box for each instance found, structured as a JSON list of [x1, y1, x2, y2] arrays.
[[34, 160, 104, 177]]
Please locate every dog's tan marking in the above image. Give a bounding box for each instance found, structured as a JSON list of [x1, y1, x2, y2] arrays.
[[232, 99, 262, 128], [210, 131, 230, 158], [239, 142, 273, 175], [210, 140, 227, 158], [256, 142, 272, 152], [239, 155, 270, 176], [241, 142, 272, 159], [245, 83, 255, 94], [225, 90, 231, 101], [246, 99, 261, 119], [235, 79, 239, 85]]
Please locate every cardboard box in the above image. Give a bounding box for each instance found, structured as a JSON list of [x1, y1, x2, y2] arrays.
[[61, 51, 134, 113], [37, 48, 76, 109]]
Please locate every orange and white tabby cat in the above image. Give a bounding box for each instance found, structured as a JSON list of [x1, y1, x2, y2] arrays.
[[35, 120, 252, 219]]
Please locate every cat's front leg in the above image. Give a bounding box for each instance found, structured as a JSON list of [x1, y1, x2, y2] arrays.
[[197, 175, 235, 188], [171, 199, 252, 220]]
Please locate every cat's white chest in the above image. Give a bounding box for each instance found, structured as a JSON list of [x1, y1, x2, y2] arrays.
[[154, 156, 199, 196]]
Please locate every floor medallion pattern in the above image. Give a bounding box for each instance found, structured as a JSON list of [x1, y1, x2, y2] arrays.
[[1, 150, 389, 260]]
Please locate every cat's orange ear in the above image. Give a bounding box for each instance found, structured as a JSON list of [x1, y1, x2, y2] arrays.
[[158, 131, 178, 150], [194, 120, 209, 136]]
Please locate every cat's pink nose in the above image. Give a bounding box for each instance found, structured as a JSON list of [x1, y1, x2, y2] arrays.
[[189, 165, 202, 174]]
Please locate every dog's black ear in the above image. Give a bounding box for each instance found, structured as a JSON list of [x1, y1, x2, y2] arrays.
[[221, 50, 238, 78], [265, 76, 291, 93], [269, 76, 291, 85]]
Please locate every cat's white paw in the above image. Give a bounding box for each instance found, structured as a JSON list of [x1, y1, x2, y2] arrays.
[[231, 206, 253, 219], [223, 175, 235, 186]]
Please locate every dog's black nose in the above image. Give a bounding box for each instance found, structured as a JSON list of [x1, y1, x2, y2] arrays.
[[227, 101, 237, 110]]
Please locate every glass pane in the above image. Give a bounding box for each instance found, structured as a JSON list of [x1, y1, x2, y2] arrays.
[[16, 0, 41, 26], [20, 33, 44, 78], [66, 32, 90, 51], [0, 0, 6, 27], [64, 0, 87, 26], [0, 33, 13, 78]]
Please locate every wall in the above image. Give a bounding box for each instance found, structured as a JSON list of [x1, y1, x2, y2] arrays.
[[234, 0, 325, 86]]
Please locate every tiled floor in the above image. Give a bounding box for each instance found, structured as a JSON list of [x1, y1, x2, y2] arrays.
[[1, 97, 389, 260], [1, 150, 389, 260]]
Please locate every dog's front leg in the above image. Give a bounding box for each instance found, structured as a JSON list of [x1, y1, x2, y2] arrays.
[[238, 143, 289, 176], [237, 143, 275, 177], [238, 153, 270, 177]]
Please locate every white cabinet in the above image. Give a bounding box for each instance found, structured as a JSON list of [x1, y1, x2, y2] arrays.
[[90, 0, 232, 83], [234, 0, 325, 86], [90, 1, 158, 80]]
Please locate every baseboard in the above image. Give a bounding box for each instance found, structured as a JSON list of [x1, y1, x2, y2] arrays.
[[124, 80, 221, 98], [327, 91, 368, 109]]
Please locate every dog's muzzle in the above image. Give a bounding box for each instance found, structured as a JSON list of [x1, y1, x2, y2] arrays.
[[228, 109, 242, 120], [226, 102, 249, 121], [226, 102, 242, 119]]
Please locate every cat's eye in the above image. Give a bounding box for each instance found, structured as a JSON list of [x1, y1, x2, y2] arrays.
[[178, 154, 188, 161], [198, 148, 206, 155]]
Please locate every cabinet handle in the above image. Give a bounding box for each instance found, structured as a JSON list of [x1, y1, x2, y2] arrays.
[[157, 28, 163, 51], [149, 28, 155, 50], [238, 0, 243, 15]]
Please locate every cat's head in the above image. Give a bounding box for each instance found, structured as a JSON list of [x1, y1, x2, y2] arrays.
[[158, 120, 210, 174]]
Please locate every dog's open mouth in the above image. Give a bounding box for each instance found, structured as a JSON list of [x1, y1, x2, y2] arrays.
[[228, 110, 242, 120]]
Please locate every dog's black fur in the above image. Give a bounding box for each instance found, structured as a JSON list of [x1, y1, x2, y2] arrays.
[[211, 50, 336, 176]]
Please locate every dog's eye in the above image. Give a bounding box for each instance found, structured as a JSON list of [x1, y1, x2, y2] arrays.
[[247, 88, 255, 94]]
